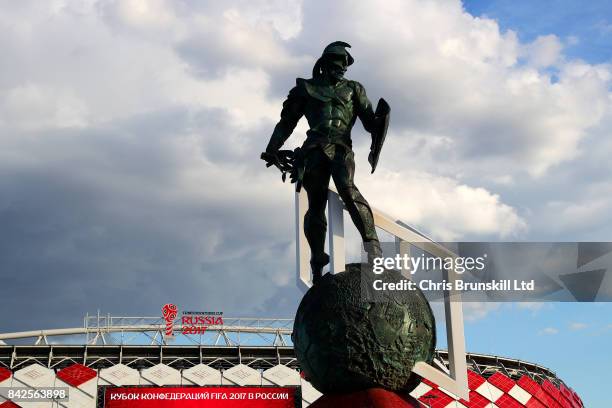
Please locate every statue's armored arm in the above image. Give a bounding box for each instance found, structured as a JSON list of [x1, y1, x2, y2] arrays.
[[353, 81, 379, 168], [353, 81, 390, 172], [265, 85, 305, 153], [353, 81, 377, 135]]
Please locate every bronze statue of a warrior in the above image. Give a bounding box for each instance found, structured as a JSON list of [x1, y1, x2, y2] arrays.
[[262, 41, 390, 283]]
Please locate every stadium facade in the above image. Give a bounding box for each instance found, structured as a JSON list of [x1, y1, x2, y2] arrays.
[[0, 315, 584, 407]]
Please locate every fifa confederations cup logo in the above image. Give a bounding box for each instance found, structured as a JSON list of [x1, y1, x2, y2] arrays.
[[162, 303, 178, 337]]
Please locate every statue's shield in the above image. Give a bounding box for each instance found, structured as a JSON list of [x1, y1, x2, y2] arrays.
[[370, 98, 390, 173]]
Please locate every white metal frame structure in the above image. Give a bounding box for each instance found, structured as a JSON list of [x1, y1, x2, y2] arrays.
[[0, 315, 294, 347], [295, 188, 469, 399]]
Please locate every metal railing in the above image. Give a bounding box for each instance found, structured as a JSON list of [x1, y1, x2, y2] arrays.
[[295, 187, 469, 399], [0, 314, 293, 347]]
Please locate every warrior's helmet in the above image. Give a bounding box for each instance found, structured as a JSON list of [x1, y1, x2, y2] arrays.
[[313, 41, 354, 78]]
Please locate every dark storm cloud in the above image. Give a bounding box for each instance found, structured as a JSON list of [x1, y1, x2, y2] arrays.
[[0, 106, 300, 332]]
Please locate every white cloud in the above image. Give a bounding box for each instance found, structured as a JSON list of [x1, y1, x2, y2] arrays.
[[1, 84, 89, 129], [523, 35, 563, 68], [0, 0, 611, 326], [293, 1, 610, 178], [359, 168, 527, 240], [534, 179, 612, 237], [539, 327, 559, 335], [430, 300, 503, 323], [462, 302, 501, 322], [517, 302, 545, 311], [569, 322, 588, 330], [100, 0, 178, 30]]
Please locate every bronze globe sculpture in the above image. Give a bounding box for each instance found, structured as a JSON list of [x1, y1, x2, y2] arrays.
[[292, 263, 436, 394]]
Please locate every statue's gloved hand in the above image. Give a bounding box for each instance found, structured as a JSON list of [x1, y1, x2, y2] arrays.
[[261, 150, 295, 182]]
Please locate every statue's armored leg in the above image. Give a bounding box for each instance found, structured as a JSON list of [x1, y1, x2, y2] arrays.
[[303, 149, 332, 283], [331, 150, 382, 262]]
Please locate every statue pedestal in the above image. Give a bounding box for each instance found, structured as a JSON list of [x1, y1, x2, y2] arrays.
[[309, 388, 420, 408]]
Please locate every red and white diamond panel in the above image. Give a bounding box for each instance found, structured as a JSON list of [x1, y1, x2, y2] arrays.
[[56, 363, 98, 408], [141, 364, 181, 386], [0, 367, 12, 404], [182, 364, 222, 386], [409, 370, 584, 408]]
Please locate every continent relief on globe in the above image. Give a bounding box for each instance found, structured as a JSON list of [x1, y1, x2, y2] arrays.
[[292, 263, 436, 394]]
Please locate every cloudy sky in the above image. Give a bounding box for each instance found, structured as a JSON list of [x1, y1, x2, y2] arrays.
[[0, 0, 611, 405]]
